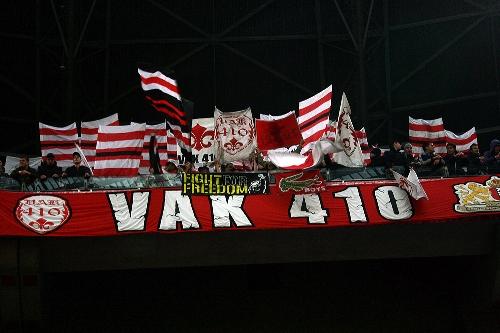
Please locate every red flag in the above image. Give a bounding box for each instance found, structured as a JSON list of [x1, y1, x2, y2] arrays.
[[256, 113, 302, 150]]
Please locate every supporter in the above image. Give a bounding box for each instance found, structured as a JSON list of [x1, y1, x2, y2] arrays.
[[483, 139, 500, 173], [179, 161, 193, 173], [420, 142, 447, 177], [443, 143, 466, 176], [369, 147, 385, 167], [62, 152, 91, 178], [384, 139, 405, 177], [38, 153, 62, 180], [223, 163, 235, 173], [148, 134, 162, 175], [10, 155, 37, 185], [197, 165, 210, 173], [402, 143, 422, 175], [164, 161, 179, 174], [467, 143, 486, 175]]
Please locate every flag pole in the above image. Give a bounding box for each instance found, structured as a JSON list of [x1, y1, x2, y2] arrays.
[[74, 143, 94, 175]]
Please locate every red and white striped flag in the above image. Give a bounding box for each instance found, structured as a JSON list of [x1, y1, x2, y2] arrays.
[[297, 85, 332, 148], [138, 66, 193, 153], [408, 116, 446, 154], [355, 127, 371, 166], [135, 123, 169, 175], [445, 127, 477, 152], [80, 113, 119, 167], [93, 123, 146, 176], [39, 122, 78, 167]]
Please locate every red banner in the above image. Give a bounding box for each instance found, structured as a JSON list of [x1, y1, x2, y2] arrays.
[[1, 175, 499, 237]]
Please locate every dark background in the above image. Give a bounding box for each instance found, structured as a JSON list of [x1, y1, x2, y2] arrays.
[[1, 0, 499, 155]]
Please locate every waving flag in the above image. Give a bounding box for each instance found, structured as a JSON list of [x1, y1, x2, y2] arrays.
[[392, 168, 428, 200], [267, 140, 337, 170], [39, 122, 78, 167], [332, 93, 364, 167], [93, 123, 146, 176], [445, 127, 477, 152], [297, 85, 332, 148], [409, 117, 446, 154], [80, 113, 119, 167], [256, 112, 302, 151], [138, 66, 192, 153]]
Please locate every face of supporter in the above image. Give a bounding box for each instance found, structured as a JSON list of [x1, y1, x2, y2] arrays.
[[446, 145, 456, 155], [19, 158, 28, 168], [471, 145, 479, 154], [426, 143, 435, 153], [404, 146, 412, 154], [73, 155, 81, 165], [393, 142, 401, 151], [47, 156, 55, 165]]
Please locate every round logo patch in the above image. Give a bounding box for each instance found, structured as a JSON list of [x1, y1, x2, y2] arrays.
[[15, 195, 71, 234]]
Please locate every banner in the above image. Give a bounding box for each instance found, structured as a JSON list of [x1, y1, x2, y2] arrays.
[[274, 170, 326, 194], [1, 175, 499, 236], [214, 107, 256, 163], [182, 172, 269, 195]]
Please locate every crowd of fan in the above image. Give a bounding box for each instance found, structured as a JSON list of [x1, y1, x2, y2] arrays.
[[379, 138, 500, 178], [0, 138, 499, 188]]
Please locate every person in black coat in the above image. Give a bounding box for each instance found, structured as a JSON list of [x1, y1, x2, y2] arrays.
[[10, 155, 37, 185], [38, 153, 62, 180], [63, 152, 91, 178], [148, 134, 163, 175]]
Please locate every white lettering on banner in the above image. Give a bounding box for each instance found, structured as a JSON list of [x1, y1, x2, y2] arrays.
[[159, 191, 199, 230], [289, 194, 328, 224], [334, 187, 367, 223], [210, 195, 253, 228], [107, 192, 150, 231], [374, 186, 413, 220]]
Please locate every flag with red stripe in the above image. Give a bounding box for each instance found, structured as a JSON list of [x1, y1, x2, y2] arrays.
[[138, 65, 192, 153], [409, 117, 446, 154], [445, 127, 477, 152], [93, 123, 146, 176], [39, 122, 78, 167], [80, 113, 119, 167], [355, 127, 371, 166], [297, 85, 332, 148]]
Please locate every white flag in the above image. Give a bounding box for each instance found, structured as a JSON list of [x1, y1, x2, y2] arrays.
[[214, 107, 256, 163], [392, 168, 428, 200], [332, 93, 364, 167]]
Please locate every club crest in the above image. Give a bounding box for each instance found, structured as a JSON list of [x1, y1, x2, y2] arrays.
[[454, 176, 500, 213], [215, 114, 255, 156], [15, 195, 71, 234]]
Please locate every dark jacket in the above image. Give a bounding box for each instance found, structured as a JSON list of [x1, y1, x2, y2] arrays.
[[64, 165, 91, 178], [443, 153, 467, 175], [10, 166, 37, 184], [38, 161, 62, 179], [467, 151, 486, 175], [384, 146, 405, 169], [483, 139, 500, 173], [370, 148, 385, 167]]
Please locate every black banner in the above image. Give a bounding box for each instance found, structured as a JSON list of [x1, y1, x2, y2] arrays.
[[182, 172, 270, 195]]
